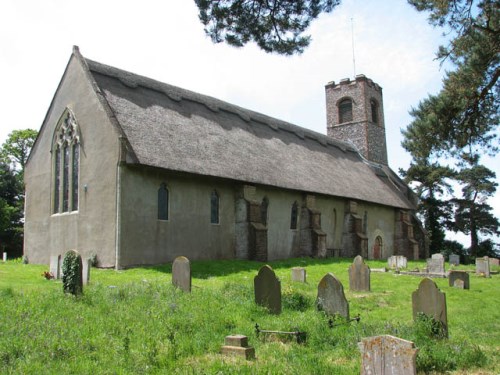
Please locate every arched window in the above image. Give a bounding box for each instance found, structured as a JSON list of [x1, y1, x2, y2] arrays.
[[158, 183, 169, 220], [210, 190, 219, 224], [52, 109, 80, 214], [290, 201, 299, 230], [339, 98, 353, 123], [261, 197, 269, 226], [370, 99, 379, 124]]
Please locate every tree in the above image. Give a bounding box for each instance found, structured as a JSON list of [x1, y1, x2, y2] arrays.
[[194, 0, 339, 55], [1, 129, 38, 174]]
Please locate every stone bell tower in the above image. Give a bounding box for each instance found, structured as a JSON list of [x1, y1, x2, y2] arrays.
[[325, 75, 388, 165]]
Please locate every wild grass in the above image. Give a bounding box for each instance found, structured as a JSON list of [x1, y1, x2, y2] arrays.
[[0, 258, 498, 374]]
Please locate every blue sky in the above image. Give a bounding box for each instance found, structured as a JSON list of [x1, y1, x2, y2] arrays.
[[1, 0, 498, 246]]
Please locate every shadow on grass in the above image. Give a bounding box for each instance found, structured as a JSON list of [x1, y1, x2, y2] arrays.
[[132, 257, 357, 279]]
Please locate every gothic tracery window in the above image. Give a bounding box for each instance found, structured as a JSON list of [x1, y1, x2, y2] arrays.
[[53, 109, 80, 214]]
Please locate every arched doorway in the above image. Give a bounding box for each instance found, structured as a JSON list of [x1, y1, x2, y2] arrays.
[[373, 236, 383, 259]]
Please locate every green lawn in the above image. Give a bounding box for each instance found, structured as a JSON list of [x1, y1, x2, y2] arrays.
[[1, 258, 498, 374]]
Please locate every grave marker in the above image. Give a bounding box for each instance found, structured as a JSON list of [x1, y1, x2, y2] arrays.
[[316, 273, 349, 319], [220, 334, 255, 360], [62, 250, 83, 296], [358, 335, 418, 375], [412, 278, 448, 337], [387, 256, 407, 269], [254, 265, 281, 314], [172, 256, 191, 292], [50, 255, 61, 279], [449, 254, 460, 266], [448, 270, 469, 289], [348, 255, 370, 292], [475, 256, 490, 277], [82, 258, 92, 285], [489, 258, 499, 267], [291, 267, 306, 283], [426, 254, 445, 275], [2, 252, 6, 262]]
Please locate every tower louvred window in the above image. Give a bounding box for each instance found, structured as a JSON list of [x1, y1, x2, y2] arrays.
[[339, 99, 353, 123]]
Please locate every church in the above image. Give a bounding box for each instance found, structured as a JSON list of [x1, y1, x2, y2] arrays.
[[24, 47, 426, 268]]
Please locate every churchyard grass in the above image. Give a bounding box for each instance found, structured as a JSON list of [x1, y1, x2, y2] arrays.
[[1, 258, 498, 374]]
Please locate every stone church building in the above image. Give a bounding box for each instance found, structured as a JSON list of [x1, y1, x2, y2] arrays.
[[24, 47, 426, 268]]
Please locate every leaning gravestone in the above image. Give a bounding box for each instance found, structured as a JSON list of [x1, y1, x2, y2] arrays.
[[291, 267, 306, 283], [254, 265, 281, 314], [172, 256, 191, 292], [62, 250, 83, 296], [50, 254, 61, 279], [317, 273, 349, 319], [387, 255, 407, 269], [426, 254, 445, 275], [448, 270, 469, 289], [475, 256, 490, 277], [449, 254, 460, 266], [358, 335, 418, 375], [412, 278, 448, 337], [348, 255, 370, 292]]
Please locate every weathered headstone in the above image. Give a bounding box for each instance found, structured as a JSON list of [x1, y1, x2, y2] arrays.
[[359, 335, 418, 375], [291, 267, 306, 283], [348, 255, 370, 292], [448, 270, 469, 289], [62, 250, 83, 296], [412, 278, 447, 337], [2, 252, 6, 262], [489, 257, 499, 267], [50, 255, 61, 279], [426, 254, 445, 275], [254, 265, 281, 314], [220, 334, 255, 360], [449, 254, 460, 266], [387, 255, 407, 269], [82, 258, 92, 285], [172, 256, 191, 292], [316, 273, 349, 319], [475, 256, 490, 277]]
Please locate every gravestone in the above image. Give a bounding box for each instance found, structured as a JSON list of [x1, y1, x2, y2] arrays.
[[62, 250, 83, 296], [291, 267, 306, 283], [316, 273, 349, 319], [475, 256, 490, 277], [82, 258, 92, 285], [50, 255, 61, 279], [2, 252, 6, 262], [449, 254, 460, 266], [448, 270, 469, 289], [220, 334, 255, 360], [172, 256, 191, 292], [358, 335, 418, 375], [348, 255, 370, 292], [489, 258, 499, 267], [387, 256, 407, 269], [254, 265, 281, 314], [426, 254, 445, 275], [412, 278, 448, 337]]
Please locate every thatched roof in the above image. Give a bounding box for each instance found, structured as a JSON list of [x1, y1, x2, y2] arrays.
[[82, 53, 415, 210]]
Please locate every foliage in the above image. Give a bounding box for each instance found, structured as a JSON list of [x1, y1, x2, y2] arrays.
[[195, 0, 339, 55], [61, 250, 83, 296], [0, 258, 498, 374], [0, 129, 38, 174]]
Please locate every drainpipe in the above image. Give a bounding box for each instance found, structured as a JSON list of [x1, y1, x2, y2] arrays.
[[115, 150, 123, 270]]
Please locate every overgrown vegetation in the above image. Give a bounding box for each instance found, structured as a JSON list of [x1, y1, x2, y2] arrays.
[[1, 258, 498, 374]]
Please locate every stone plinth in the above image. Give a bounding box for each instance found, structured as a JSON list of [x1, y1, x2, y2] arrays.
[[220, 335, 255, 360]]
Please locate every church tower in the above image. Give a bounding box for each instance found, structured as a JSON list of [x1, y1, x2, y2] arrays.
[[325, 75, 388, 165]]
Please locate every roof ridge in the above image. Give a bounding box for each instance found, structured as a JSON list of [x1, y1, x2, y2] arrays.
[[85, 58, 356, 153]]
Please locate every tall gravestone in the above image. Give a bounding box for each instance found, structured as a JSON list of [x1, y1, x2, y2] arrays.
[[359, 335, 418, 375], [172, 256, 191, 292], [448, 270, 470, 289], [254, 265, 281, 314], [348, 255, 370, 292], [50, 254, 61, 279], [316, 273, 349, 319], [412, 278, 448, 337], [62, 250, 83, 296], [426, 253, 445, 275], [475, 256, 490, 277], [82, 258, 92, 285], [449, 254, 460, 266]]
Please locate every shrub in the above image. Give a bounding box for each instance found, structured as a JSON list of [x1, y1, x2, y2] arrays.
[[61, 250, 83, 296]]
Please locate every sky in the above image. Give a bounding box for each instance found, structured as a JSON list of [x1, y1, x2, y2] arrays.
[[1, 0, 498, 246]]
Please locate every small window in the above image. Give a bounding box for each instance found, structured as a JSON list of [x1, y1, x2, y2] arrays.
[[261, 197, 269, 226], [339, 99, 353, 123], [210, 190, 219, 224], [363, 211, 368, 234], [290, 201, 298, 230], [158, 183, 169, 220], [371, 99, 379, 124]]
